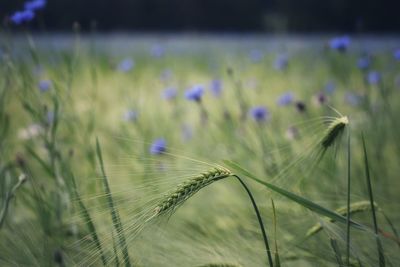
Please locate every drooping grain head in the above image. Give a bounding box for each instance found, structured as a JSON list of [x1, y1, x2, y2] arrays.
[[154, 167, 231, 216], [321, 116, 349, 149]]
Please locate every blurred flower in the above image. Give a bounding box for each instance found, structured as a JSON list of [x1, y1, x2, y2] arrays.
[[357, 56, 370, 70], [313, 92, 327, 106], [249, 49, 263, 63], [345, 92, 362, 106], [394, 49, 400, 61], [210, 79, 222, 97], [18, 124, 43, 140], [150, 138, 166, 155], [295, 101, 306, 113], [161, 87, 177, 101], [367, 71, 381, 85], [185, 85, 204, 102], [10, 10, 35, 25], [117, 58, 134, 72], [277, 91, 294, 106], [38, 80, 52, 92], [181, 124, 193, 141], [150, 44, 165, 58], [123, 109, 138, 122], [329, 36, 350, 52], [24, 0, 46, 11], [160, 69, 173, 81], [324, 81, 336, 94], [286, 126, 299, 140], [274, 54, 288, 71], [249, 106, 269, 122]]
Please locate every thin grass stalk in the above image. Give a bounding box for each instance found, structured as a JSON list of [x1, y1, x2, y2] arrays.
[[361, 134, 385, 267], [346, 131, 351, 266], [330, 238, 344, 267], [233, 175, 274, 267], [271, 199, 281, 267], [96, 138, 132, 267], [70, 172, 107, 266]]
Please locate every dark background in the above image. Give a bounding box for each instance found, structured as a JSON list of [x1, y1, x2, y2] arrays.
[[1, 0, 400, 33]]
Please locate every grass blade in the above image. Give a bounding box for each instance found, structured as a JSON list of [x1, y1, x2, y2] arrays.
[[271, 199, 281, 267], [330, 238, 344, 267], [361, 134, 385, 267], [96, 138, 132, 267], [70, 172, 107, 266], [223, 160, 365, 231], [346, 131, 351, 266]]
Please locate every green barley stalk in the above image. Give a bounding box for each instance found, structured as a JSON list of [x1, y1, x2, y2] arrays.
[[96, 138, 132, 267], [149, 166, 274, 267], [70, 172, 107, 266], [362, 134, 385, 267]]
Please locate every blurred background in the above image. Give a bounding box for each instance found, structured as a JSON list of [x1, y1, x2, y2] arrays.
[[1, 0, 400, 33]]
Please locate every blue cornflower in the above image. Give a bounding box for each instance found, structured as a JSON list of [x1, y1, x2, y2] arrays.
[[345, 92, 362, 106], [38, 80, 52, 92], [329, 36, 351, 52], [150, 44, 165, 58], [150, 138, 166, 155], [10, 10, 35, 25], [357, 56, 370, 70], [277, 91, 294, 106], [123, 109, 138, 122], [324, 81, 336, 94], [117, 58, 134, 72], [24, 0, 46, 11], [394, 49, 400, 61], [161, 87, 177, 101], [249, 49, 263, 63], [210, 79, 222, 97], [367, 71, 381, 85], [249, 106, 269, 122], [274, 54, 288, 71], [185, 85, 204, 102]]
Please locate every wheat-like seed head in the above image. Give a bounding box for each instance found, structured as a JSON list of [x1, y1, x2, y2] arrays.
[[306, 200, 378, 237], [154, 167, 232, 216], [321, 115, 349, 148]]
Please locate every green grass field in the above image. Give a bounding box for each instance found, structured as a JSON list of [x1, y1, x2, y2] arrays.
[[1, 34, 399, 266]]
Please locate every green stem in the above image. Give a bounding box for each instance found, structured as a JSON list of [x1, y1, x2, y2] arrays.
[[233, 175, 274, 267], [346, 131, 351, 266]]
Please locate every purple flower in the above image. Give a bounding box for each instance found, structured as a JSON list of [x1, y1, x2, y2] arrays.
[[24, 0, 46, 11], [329, 36, 351, 52], [249, 49, 263, 63], [277, 92, 294, 106], [249, 106, 269, 122], [345, 92, 362, 106], [185, 85, 204, 102], [161, 87, 177, 101], [117, 58, 134, 72], [367, 71, 381, 85], [210, 79, 222, 97], [324, 81, 336, 94], [313, 92, 327, 106], [295, 101, 306, 113], [123, 110, 138, 122], [357, 56, 370, 70], [150, 44, 165, 58], [150, 138, 166, 155], [38, 80, 52, 92], [10, 10, 35, 25], [394, 49, 400, 61], [274, 54, 288, 71]]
